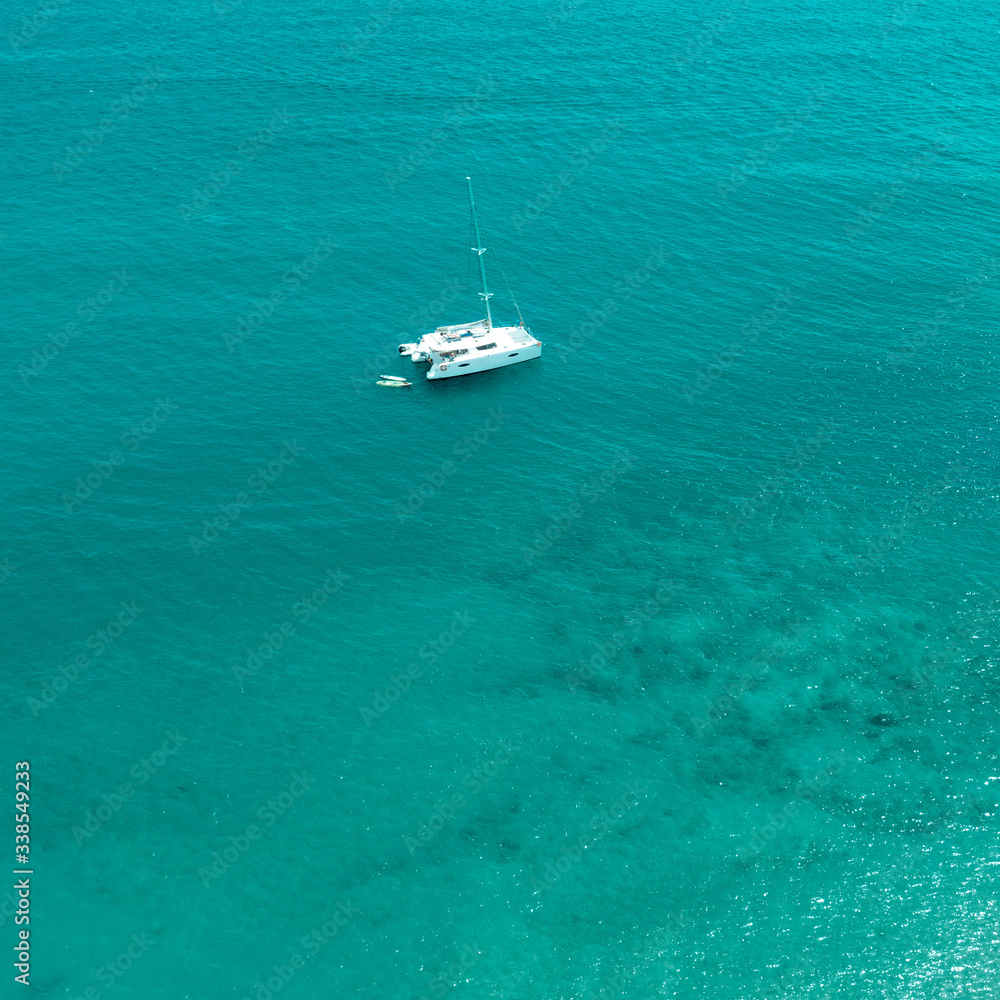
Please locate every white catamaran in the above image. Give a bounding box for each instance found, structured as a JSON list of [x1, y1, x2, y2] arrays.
[[398, 177, 541, 380]]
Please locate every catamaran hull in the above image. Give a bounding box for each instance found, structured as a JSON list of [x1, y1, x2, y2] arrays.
[[426, 343, 541, 379]]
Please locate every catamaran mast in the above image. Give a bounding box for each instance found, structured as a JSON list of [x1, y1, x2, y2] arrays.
[[466, 176, 493, 330]]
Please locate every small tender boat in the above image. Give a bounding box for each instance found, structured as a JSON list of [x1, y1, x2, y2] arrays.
[[377, 376, 411, 387], [399, 177, 541, 380]]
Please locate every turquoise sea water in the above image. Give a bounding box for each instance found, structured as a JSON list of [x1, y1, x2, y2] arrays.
[[3, 0, 999, 996]]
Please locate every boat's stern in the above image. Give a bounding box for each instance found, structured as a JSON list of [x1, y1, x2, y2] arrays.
[[399, 341, 431, 363]]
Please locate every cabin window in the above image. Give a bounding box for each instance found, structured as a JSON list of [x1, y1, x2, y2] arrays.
[[508, 353, 519, 357], [458, 363, 470, 367], [440, 349, 468, 359], [475, 343, 497, 351]]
